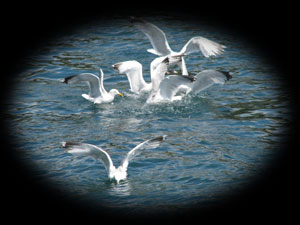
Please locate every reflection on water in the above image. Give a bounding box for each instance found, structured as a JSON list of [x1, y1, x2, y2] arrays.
[[4, 16, 292, 211], [108, 180, 132, 197]]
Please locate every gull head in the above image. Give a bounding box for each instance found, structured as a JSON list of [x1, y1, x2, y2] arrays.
[[112, 60, 142, 74], [109, 89, 123, 97]]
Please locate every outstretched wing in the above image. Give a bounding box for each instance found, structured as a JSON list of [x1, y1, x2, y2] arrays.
[[120, 135, 167, 170], [158, 75, 193, 100], [131, 17, 172, 56], [191, 70, 232, 94], [98, 69, 108, 95], [63, 73, 101, 98], [61, 142, 115, 173], [180, 36, 226, 57], [151, 57, 170, 93]]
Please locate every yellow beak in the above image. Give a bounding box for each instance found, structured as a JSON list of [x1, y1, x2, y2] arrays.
[[118, 93, 123, 97]]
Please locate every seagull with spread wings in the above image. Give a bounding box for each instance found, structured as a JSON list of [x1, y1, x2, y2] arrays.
[[63, 68, 123, 104], [61, 135, 167, 184], [131, 17, 226, 75]]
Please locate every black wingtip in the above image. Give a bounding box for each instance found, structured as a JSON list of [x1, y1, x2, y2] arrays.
[[63, 75, 75, 84], [130, 16, 144, 24], [182, 75, 197, 82], [162, 57, 169, 65], [219, 71, 232, 81], [61, 141, 81, 148], [112, 62, 121, 70], [150, 135, 167, 142]]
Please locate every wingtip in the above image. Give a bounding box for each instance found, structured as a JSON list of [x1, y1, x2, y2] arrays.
[[63, 75, 75, 84], [220, 71, 232, 81], [151, 135, 167, 142], [61, 141, 81, 148], [112, 62, 121, 70], [182, 75, 197, 82], [162, 57, 169, 65], [99, 68, 104, 77], [130, 16, 144, 24]]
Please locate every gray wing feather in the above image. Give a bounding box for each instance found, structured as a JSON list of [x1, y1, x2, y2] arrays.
[[180, 37, 226, 57], [191, 70, 231, 94], [63, 73, 101, 98], [62, 142, 114, 173], [158, 75, 193, 100], [120, 135, 167, 170], [131, 17, 172, 56]]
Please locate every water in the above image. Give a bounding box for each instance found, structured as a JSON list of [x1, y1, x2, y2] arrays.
[[4, 16, 291, 213]]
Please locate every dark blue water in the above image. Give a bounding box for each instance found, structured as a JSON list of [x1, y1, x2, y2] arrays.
[[5, 16, 291, 212]]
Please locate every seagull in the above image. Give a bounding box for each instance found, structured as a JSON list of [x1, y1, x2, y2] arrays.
[[112, 55, 182, 94], [147, 58, 232, 103], [63, 68, 123, 104], [131, 17, 226, 75], [61, 135, 167, 184], [112, 60, 152, 94]]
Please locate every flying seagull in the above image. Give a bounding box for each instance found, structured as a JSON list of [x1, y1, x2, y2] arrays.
[[61, 135, 167, 184], [131, 17, 226, 75]]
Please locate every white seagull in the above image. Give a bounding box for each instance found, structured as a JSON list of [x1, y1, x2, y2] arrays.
[[131, 17, 226, 75], [61, 135, 167, 184], [112, 60, 152, 94], [112, 55, 182, 94], [147, 58, 232, 103], [63, 68, 123, 104]]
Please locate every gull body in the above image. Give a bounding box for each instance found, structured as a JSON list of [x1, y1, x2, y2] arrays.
[[62, 136, 167, 184], [63, 68, 123, 104]]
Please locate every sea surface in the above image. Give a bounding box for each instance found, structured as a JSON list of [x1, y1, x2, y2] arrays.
[[4, 15, 292, 213]]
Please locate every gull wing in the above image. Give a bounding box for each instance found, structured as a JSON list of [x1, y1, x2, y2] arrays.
[[120, 135, 167, 171], [179, 56, 188, 75], [180, 36, 226, 57], [151, 57, 169, 93], [98, 68, 108, 95], [63, 73, 101, 98], [158, 75, 193, 100], [131, 17, 172, 56], [62, 142, 115, 174], [191, 70, 232, 94]]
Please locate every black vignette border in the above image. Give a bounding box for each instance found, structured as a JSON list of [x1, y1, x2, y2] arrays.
[[1, 4, 298, 222]]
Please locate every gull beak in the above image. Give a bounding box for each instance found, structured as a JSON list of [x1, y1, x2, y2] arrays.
[[118, 93, 123, 97]]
